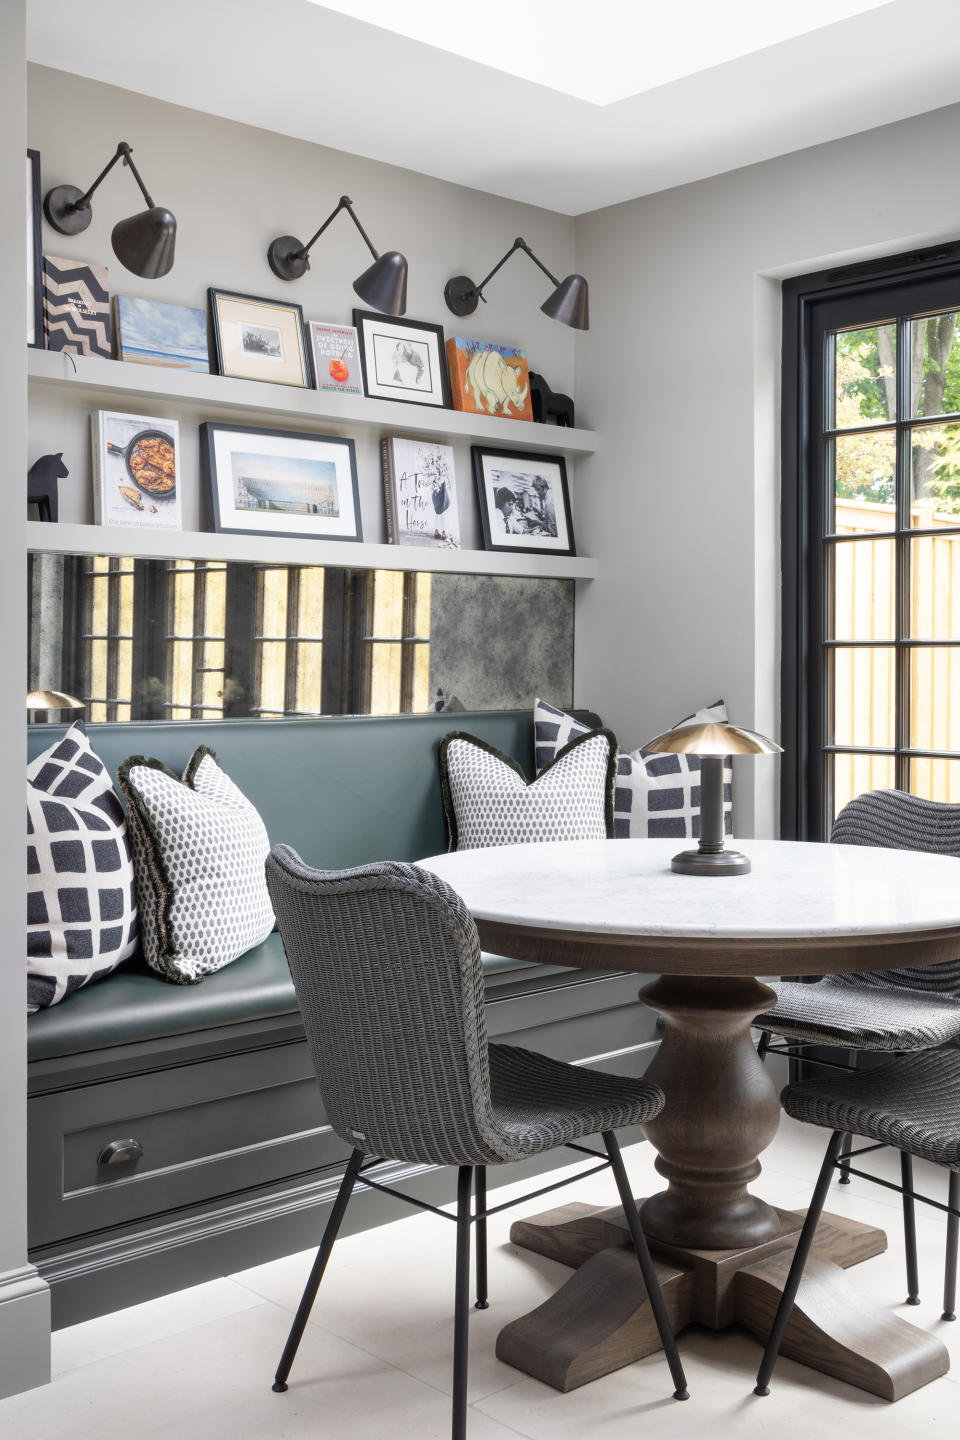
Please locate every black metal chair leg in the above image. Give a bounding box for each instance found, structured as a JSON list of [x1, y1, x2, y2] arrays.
[[602, 1131, 689, 1401], [943, 1171, 960, 1321], [838, 1132, 853, 1184], [901, 1152, 921, 1305], [474, 1165, 489, 1309], [757, 1029, 771, 1062], [273, 1147, 365, 1393], [452, 1165, 473, 1440], [755, 1130, 846, 1396]]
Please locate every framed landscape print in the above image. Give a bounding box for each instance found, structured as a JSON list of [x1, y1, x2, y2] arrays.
[[27, 150, 42, 348], [114, 295, 209, 372], [200, 422, 361, 542], [353, 309, 450, 408], [308, 320, 364, 396], [472, 446, 575, 556], [208, 289, 311, 388]]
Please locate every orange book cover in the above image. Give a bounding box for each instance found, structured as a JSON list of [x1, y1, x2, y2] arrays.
[[445, 337, 534, 422]]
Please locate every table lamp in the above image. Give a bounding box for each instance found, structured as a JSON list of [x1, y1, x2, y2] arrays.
[[27, 690, 84, 724], [642, 720, 782, 876]]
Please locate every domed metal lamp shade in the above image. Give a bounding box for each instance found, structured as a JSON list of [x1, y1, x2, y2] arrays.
[[643, 721, 783, 876], [444, 237, 589, 331], [44, 141, 177, 279], [267, 196, 408, 316]]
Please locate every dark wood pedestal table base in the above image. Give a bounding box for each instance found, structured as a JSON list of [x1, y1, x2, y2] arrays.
[[421, 837, 960, 1402]]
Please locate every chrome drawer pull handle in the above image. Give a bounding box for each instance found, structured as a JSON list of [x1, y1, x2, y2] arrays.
[[97, 1138, 144, 1167]]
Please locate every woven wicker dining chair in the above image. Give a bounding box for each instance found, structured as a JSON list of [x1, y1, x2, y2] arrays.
[[754, 789, 960, 1317], [754, 1049, 960, 1396], [264, 846, 688, 1440]]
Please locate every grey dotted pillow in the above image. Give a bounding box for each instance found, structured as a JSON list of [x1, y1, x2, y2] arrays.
[[117, 747, 274, 983], [439, 729, 617, 851]]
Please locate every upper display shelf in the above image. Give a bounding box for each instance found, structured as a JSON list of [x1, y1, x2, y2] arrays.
[[27, 350, 598, 456]]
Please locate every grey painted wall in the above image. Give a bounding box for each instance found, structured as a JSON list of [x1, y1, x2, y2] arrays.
[[0, 1, 52, 1401], [573, 102, 960, 837], [26, 65, 578, 550]]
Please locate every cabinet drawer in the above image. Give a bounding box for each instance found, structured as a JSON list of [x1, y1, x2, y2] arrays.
[[28, 1042, 350, 1247]]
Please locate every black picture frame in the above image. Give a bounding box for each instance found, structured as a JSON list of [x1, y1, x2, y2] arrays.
[[200, 421, 362, 543], [27, 149, 43, 349], [352, 308, 451, 408], [207, 288, 313, 389], [472, 446, 576, 557]]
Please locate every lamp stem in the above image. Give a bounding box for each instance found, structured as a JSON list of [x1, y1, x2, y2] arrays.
[[471, 238, 561, 304], [118, 143, 156, 209], [698, 756, 726, 854], [297, 196, 379, 265], [75, 142, 136, 211]]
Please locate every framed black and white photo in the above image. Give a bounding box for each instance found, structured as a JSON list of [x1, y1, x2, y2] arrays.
[[208, 289, 312, 388], [472, 446, 575, 556], [27, 150, 43, 348], [353, 309, 450, 408], [200, 422, 362, 543]]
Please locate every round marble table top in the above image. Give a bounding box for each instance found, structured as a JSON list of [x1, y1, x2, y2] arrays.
[[419, 839, 960, 974]]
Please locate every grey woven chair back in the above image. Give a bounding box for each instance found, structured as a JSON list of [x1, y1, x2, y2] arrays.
[[265, 845, 521, 1168], [831, 789, 960, 996]]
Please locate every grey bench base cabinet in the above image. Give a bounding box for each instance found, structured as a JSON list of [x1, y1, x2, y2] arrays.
[[26, 712, 658, 1328]]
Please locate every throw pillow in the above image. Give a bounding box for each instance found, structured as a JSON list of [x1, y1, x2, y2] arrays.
[[117, 747, 274, 984], [439, 729, 617, 851], [533, 698, 733, 840], [27, 721, 138, 1014]]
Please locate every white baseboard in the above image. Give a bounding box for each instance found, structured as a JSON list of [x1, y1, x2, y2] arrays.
[[0, 1265, 51, 1399]]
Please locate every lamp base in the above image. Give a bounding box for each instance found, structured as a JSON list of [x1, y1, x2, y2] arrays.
[[267, 236, 309, 281], [671, 848, 751, 877], [44, 184, 91, 236], [444, 274, 479, 318]]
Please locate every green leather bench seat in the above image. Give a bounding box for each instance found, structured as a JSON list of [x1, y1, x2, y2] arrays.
[[25, 935, 532, 1061], [25, 709, 601, 1063]]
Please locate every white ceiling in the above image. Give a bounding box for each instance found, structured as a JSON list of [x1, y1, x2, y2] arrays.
[[26, 0, 960, 215]]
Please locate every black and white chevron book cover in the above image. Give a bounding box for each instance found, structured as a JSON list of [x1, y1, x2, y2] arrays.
[[42, 253, 111, 357]]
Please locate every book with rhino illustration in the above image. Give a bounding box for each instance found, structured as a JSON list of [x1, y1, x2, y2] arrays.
[[445, 337, 534, 422]]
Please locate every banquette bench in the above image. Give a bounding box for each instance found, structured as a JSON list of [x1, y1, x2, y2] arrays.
[[26, 709, 660, 1328]]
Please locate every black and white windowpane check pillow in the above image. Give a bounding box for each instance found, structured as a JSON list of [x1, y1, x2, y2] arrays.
[[440, 729, 617, 851], [118, 747, 274, 984], [533, 697, 732, 840], [27, 721, 138, 1014]]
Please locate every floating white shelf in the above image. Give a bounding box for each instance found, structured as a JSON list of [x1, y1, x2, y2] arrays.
[[27, 521, 598, 581], [27, 349, 597, 456]]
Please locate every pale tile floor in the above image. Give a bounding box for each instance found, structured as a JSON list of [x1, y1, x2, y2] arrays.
[[3, 1115, 960, 1439]]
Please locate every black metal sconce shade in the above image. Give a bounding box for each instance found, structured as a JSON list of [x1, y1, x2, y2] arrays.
[[43, 142, 177, 278], [267, 196, 408, 316], [443, 238, 590, 330]]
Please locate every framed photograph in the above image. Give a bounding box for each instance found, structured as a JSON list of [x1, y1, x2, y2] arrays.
[[472, 446, 575, 556], [382, 435, 460, 548], [200, 422, 362, 543], [91, 410, 182, 532], [446, 337, 534, 422], [114, 295, 209, 372], [353, 309, 450, 408], [308, 320, 364, 396], [208, 289, 311, 388], [27, 150, 42, 348]]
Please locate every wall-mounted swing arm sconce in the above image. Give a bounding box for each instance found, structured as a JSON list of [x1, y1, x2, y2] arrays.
[[44, 141, 177, 279], [267, 195, 408, 316], [444, 237, 589, 330]]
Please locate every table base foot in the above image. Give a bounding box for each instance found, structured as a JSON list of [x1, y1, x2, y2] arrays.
[[737, 1250, 950, 1401], [501, 1200, 944, 1399]]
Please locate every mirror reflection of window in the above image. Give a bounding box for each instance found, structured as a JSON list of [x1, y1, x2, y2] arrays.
[[27, 555, 574, 722]]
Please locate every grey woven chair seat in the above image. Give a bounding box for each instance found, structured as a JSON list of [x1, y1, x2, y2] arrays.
[[487, 1043, 663, 1155], [781, 1049, 960, 1169], [756, 978, 960, 1051]]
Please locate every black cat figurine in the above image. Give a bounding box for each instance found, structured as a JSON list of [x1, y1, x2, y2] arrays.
[[529, 371, 575, 428], [28, 452, 69, 522]]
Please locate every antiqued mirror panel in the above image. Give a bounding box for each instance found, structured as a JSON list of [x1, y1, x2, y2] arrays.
[[28, 554, 574, 721]]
